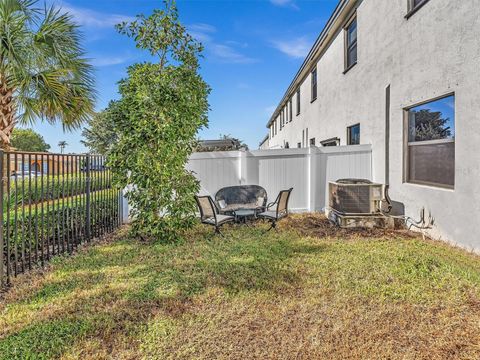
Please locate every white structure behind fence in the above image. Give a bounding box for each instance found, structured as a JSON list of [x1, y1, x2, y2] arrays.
[[187, 145, 372, 212]]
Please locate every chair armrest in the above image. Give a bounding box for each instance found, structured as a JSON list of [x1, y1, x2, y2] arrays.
[[266, 201, 277, 210]]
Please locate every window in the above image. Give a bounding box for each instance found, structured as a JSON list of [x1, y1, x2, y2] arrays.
[[289, 99, 293, 122], [297, 142, 301, 148], [311, 68, 317, 102], [310, 138, 316, 146], [296, 89, 301, 115], [344, 16, 357, 71], [347, 124, 360, 145], [285, 142, 290, 149], [406, 0, 430, 18], [280, 111, 284, 130], [405, 94, 455, 188], [274, 120, 277, 135], [321, 137, 340, 147]]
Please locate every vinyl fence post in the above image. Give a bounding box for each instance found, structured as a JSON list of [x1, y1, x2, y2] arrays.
[[85, 154, 91, 242], [0, 150, 4, 286]]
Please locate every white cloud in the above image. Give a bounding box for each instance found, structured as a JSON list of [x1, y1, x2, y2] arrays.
[[269, 0, 299, 9], [271, 37, 312, 58], [91, 55, 132, 67], [237, 82, 250, 89], [61, 3, 134, 28], [188, 23, 217, 34], [270, 0, 292, 5], [188, 23, 257, 64], [210, 44, 257, 64], [188, 23, 216, 43]]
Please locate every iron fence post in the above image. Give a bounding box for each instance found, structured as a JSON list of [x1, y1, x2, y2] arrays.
[[85, 154, 91, 242]]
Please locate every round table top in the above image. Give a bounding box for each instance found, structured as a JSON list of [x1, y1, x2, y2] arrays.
[[234, 209, 256, 217]]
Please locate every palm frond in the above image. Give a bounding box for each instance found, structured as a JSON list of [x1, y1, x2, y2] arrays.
[[0, 0, 96, 133]]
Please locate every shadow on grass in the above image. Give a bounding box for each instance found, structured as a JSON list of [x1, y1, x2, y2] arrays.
[[0, 225, 326, 359]]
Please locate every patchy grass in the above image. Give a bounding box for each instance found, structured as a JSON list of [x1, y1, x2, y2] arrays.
[[0, 214, 479, 359]]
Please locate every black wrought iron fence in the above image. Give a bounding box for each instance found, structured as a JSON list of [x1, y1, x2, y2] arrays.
[[0, 151, 123, 286]]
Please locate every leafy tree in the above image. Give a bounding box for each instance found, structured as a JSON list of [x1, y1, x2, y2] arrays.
[[0, 0, 96, 150], [410, 109, 452, 141], [109, 0, 210, 241], [195, 134, 248, 152], [81, 101, 123, 154], [10, 128, 50, 152], [58, 141, 68, 154]]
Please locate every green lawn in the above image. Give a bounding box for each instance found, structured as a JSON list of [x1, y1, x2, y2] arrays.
[[0, 214, 479, 359]]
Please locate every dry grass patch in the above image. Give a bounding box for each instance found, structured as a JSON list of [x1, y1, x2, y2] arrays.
[[0, 214, 479, 359]]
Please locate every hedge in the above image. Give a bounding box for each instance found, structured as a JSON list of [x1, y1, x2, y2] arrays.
[[2, 191, 121, 273], [3, 173, 112, 211]]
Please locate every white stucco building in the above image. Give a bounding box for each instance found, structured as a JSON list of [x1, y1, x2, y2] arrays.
[[264, 0, 480, 251]]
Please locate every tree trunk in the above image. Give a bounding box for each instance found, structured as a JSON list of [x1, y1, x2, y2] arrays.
[[0, 75, 16, 195], [0, 74, 16, 152]]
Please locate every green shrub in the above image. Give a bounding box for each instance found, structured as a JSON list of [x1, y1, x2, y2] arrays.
[[3, 173, 112, 211], [2, 191, 120, 271]]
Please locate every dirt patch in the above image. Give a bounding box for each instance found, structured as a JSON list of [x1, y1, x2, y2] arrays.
[[279, 213, 419, 240]]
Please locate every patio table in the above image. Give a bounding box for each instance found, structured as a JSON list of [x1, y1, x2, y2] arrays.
[[233, 208, 257, 224]]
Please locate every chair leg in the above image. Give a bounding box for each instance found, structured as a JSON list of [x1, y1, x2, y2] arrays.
[[215, 226, 224, 237], [266, 220, 276, 232]]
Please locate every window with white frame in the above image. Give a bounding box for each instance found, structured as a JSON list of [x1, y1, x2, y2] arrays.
[[405, 94, 455, 188]]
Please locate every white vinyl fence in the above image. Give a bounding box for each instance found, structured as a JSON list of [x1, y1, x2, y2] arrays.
[[188, 145, 372, 212]]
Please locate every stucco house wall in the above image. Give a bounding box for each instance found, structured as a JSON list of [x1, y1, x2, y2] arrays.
[[265, 0, 480, 251]]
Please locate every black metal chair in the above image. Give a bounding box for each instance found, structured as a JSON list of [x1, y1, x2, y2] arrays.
[[257, 188, 293, 231], [195, 195, 235, 235]]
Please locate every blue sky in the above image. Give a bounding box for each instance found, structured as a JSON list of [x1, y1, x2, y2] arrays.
[[29, 0, 339, 153]]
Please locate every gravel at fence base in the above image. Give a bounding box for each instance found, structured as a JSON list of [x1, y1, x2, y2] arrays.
[[279, 213, 419, 240]]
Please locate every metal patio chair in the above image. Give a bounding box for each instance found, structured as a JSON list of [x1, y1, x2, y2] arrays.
[[195, 195, 235, 235], [257, 188, 293, 231]]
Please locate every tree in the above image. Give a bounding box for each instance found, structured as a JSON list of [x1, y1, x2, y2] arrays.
[[58, 141, 68, 154], [0, 0, 96, 150], [410, 109, 452, 141], [195, 134, 249, 152], [109, 0, 210, 241], [10, 128, 50, 152], [81, 101, 123, 155]]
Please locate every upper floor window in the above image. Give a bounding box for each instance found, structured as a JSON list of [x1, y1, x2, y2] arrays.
[[344, 16, 357, 72], [296, 89, 301, 115], [406, 0, 430, 18], [309, 138, 316, 146], [311, 68, 317, 102], [289, 98, 293, 122], [280, 110, 284, 130], [347, 124, 360, 145], [405, 94, 455, 188]]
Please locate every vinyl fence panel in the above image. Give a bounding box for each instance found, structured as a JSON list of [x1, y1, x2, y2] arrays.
[[187, 145, 372, 212]]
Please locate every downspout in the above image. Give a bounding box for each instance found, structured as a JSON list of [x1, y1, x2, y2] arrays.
[[384, 84, 393, 213]]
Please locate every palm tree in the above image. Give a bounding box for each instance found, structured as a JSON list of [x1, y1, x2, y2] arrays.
[[0, 0, 96, 151], [58, 140, 68, 154]]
